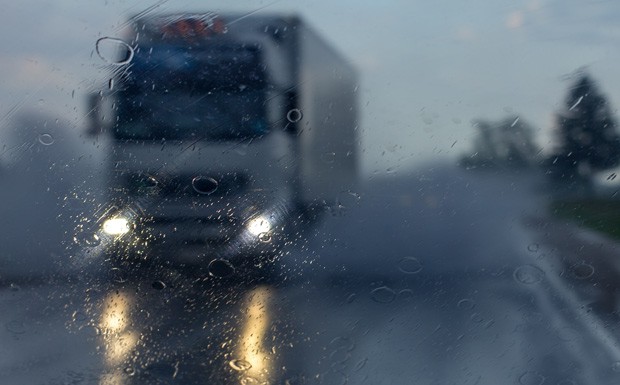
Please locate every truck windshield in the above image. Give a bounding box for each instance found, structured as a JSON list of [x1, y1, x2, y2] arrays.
[[112, 42, 269, 140], [113, 89, 268, 140]]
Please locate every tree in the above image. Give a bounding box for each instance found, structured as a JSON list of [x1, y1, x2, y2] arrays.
[[552, 73, 620, 179], [461, 115, 540, 169]]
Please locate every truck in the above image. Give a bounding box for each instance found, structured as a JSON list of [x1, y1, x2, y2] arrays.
[[87, 12, 358, 274]]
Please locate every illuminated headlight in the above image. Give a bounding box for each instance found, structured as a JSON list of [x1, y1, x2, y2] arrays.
[[246, 216, 272, 236], [103, 217, 131, 235]]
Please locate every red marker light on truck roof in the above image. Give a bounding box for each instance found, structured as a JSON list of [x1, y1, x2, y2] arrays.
[[160, 16, 226, 39]]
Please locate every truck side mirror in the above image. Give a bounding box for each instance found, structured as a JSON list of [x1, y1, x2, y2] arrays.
[[283, 91, 299, 134], [85, 92, 104, 137]]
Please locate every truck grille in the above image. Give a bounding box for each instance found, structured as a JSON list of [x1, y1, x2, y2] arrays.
[[123, 172, 251, 197], [141, 215, 239, 246]]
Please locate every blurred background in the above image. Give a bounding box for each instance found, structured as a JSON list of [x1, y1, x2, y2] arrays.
[[4, 0, 620, 172], [3, 1, 620, 384]]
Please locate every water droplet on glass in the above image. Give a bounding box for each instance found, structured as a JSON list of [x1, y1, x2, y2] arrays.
[[152, 280, 166, 290], [234, 145, 248, 156], [571, 263, 594, 279], [192, 176, 218, 195], [286, 108, 303, 123], [229, 359, 252, 371], [484, 319, 495, 329], [6, 320, 26, 334], [513, 264, 544, 285], [518, 371, 545, 385], [329, 336, 355, 351], [95, 37, 134, 65], [470, 312, 484, 323], [354, 358, 368, 371], [346, 293, 357, 303], [258, 232, 272, 243], [241, 377, 260, 385], [9, 283, 20, 292], [38, 133, 54, 146], [398, 289, 414, 300], [208, 259, 235, 278], [398, 257, 423, 274], [108, 78, 114, 90], [611, 361, 620, 372], [71, 310, 87, 323], [370, 286, 396, 304], [329, 346, 351, 363], [336, 191, 361, 211], [321, 152, 337, 163], [110, 267, 127, 283], [457, 298, 476, 310], [124, 366, 136, 376], [527, 243, 539, 252], [569, 96, 583, 111], [74, 231, 101, 247], [90, 326, 101, 337]]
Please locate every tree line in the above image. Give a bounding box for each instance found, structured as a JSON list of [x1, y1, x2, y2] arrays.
[[461, 71, 620, 187]]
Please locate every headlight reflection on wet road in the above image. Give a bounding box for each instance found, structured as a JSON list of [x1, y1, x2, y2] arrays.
[[98, 290, 139, 385], [235, 285, 276, 385]]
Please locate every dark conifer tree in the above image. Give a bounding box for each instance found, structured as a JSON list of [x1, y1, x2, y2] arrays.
[[554, 74, 620, 177]]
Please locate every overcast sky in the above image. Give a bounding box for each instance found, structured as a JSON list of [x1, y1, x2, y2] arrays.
[[1, 0, 620, 174]]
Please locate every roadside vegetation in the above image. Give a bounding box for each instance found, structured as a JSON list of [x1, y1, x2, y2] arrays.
[[460, 70, 620, 240], [550, 199, 620, 240]]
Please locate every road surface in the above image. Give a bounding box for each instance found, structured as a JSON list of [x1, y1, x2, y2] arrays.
[[2, 114, 620, 384]]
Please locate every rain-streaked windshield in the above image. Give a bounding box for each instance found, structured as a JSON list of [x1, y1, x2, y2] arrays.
[[113, 42, 269, 140], [4, 2, 620, 385], [113, 89, 269, 140]]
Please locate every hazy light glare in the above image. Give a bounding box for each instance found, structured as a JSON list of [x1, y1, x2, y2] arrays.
[[102, 217, 130, 235], [99, 371, 128, 385], [99, 291, 138, 366], [104, 331, 139, 366], [100, 291, 131, 334], [237, 286, 274, 382], [246, 216, 272, 236]]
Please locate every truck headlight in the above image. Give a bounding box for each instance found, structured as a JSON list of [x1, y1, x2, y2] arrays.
[[246, 215, 272, 236], [103, 217, 131, 235]]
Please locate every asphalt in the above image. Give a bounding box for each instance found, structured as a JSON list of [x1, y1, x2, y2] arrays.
[[3, 113, 620, 384]]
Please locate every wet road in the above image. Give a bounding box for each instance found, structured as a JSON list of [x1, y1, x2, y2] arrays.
[[3, 115, 620, 384]]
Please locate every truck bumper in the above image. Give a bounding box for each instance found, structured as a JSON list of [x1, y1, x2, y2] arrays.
[[107, 191, 299, 266]]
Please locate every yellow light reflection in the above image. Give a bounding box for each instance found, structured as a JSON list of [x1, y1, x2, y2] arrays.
[[99, 371, 127, 385], [98, 290, 139, 379], [105, 331, 139, 365], [100, 291, 131, 336], [236, 286, 275, 384]]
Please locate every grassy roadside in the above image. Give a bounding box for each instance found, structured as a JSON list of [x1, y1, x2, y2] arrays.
[[550, 199, 620, 240]]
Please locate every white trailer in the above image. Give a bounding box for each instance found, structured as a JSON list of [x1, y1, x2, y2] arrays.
[[88, 12, 358, 266]]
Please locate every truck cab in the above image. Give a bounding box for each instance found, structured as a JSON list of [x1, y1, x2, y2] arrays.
[[88, 13, 358, 268]]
